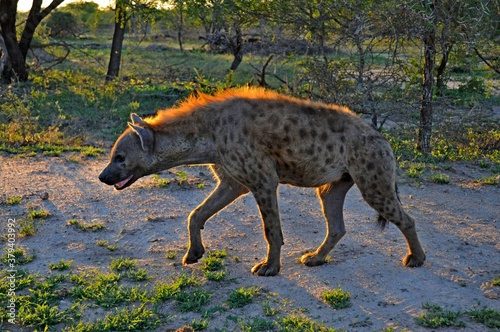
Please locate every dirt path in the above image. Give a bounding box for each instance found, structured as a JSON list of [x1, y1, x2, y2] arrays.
[[1, 154, 499, 331]]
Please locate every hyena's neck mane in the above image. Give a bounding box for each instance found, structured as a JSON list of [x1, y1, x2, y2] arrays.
[[143, 87, 293, 132]]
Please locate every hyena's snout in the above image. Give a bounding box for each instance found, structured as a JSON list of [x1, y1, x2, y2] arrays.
[[98, 167, 114, 185], [99, 164, 136, 190]]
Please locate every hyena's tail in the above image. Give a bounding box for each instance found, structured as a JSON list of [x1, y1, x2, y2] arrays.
[[377, 183, 401, 230]]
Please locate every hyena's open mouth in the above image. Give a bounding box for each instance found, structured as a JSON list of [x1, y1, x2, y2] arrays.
[[114, 175, 133, 190]]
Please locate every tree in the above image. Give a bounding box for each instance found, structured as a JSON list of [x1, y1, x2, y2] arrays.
[[0, 0, 65, 82], [186, 0, 261, 72], [106, 0, 129, 81], [417, 0, 437, 155], [106, 0, 159, 81]]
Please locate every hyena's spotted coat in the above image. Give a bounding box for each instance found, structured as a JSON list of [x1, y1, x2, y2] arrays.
[[99, 87, 426, 276]]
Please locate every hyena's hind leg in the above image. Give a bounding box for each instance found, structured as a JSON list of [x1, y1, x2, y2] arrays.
[[355, 175, 426, 267], [301, 174, 355, 266], [183, 165, 249, 265]]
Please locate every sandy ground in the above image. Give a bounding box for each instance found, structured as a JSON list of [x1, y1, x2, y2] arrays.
[[1, 154, 499, 331]]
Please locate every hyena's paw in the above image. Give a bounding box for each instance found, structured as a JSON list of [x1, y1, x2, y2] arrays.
[[300, 252, 327, 267], [402, 253, 426, 267], [183, 247, 205, 265], [251, 260, 280, 276]]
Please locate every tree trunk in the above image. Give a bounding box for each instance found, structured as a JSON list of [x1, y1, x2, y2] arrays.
[[229, 24, 243, 71], [0, 0, 64, 82], [106, 1, 127, 81], [0, 35, 11, 78], [0, 0, 28, 81], [177, 0, 184, 52], [436, 42, 452, 96], [417, 0, 436, 156]]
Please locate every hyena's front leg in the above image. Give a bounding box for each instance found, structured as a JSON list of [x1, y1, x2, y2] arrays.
[[183, 166, 248, 265], [250, 183, 284, 276], [301, 176, 354, 266]]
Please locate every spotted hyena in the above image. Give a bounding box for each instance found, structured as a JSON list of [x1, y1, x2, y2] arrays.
[[99, 87, 426, 276]]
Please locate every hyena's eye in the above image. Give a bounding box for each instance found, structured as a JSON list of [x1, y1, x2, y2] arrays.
[[114, 155, 125, 163]]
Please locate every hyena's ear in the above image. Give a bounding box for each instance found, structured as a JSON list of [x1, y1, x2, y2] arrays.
[[130, 113, 146, 126], [128, 123, 154, 151]]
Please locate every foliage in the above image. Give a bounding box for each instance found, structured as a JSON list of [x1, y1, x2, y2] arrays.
[[226, 286, 261, 308], [321, 286, 351, 309], [415, 303, 465, 328]]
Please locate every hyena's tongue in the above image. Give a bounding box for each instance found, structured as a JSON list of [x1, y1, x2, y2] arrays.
[[114, 175, 133, 190]]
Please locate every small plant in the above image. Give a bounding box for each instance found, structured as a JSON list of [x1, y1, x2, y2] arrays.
[[278, 313, 338, 331], [176, 171, 188, 183], [467, 306, 500, 328], [126, 268, 150, 282], [70, 304, 160, 331], [175, 288, 212, 312], [191, 318, 209, 330], [262, 297, 281, 316], [70, 270, 147, 308], [493, 275, 500, 287], [475, 175, 498, 186], [322, 286, 351, 309], [415, 303, 465, 328], [201, 250, 227, 272], [403, 162, 426, 179], [28, 208, 50, 219], [6, 196, 22, 205], [96, 240, 119, 251], [110, 257, 136, 271], [205, 270, 227, 281], [80, 146, 105, 157], [18, 219, 37, 237], [152, 273, 200, 303], [226, 286, 261, 308], [430, 173, 450, 184], [2, 247, 36, 265], [240, 317, 275, 331], [49, 259, 73, 270], [67, 219, 105, 231], [165, 250, 177, 259]]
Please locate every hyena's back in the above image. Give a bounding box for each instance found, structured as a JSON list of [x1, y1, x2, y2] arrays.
[[206, 96, 396, 191]]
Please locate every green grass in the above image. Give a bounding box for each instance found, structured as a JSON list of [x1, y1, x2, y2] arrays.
[[191, 318, 209, 330], [278, 313, 341, 331], [67, 219, 105, 231], [49, 259, 73, 270], [27, 208, 50, 219], [6, 196, 22, 205], [430, 172, 451, 184], [165, 250, 177, 259], [70, 270, 147, 308], [200, 249, 228, 280], [18, 219, 37, 237], [1, 247, 36, 265], [152, 273, 200, 303], [96, 239, 119, 251], [69, 304, 161, 331], [322, 286, 351, 309], [226, 286, 262, 308], [240, 316, 276, 331], [110, 257, 136, 272], [415, 303, 465, 328], [475, 175, 499, 185], [493, 275, 500, 287], [175, 288, 212, 312], [467, 306, 500, 328]]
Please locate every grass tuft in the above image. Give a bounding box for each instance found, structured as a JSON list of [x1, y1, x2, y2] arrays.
[[322, 286, 351, 309], [415, 303, 465, 328], [226, 286, 262, 309]]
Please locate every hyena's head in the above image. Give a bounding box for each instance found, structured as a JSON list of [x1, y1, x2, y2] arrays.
[[99, 113, 155, 190]]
